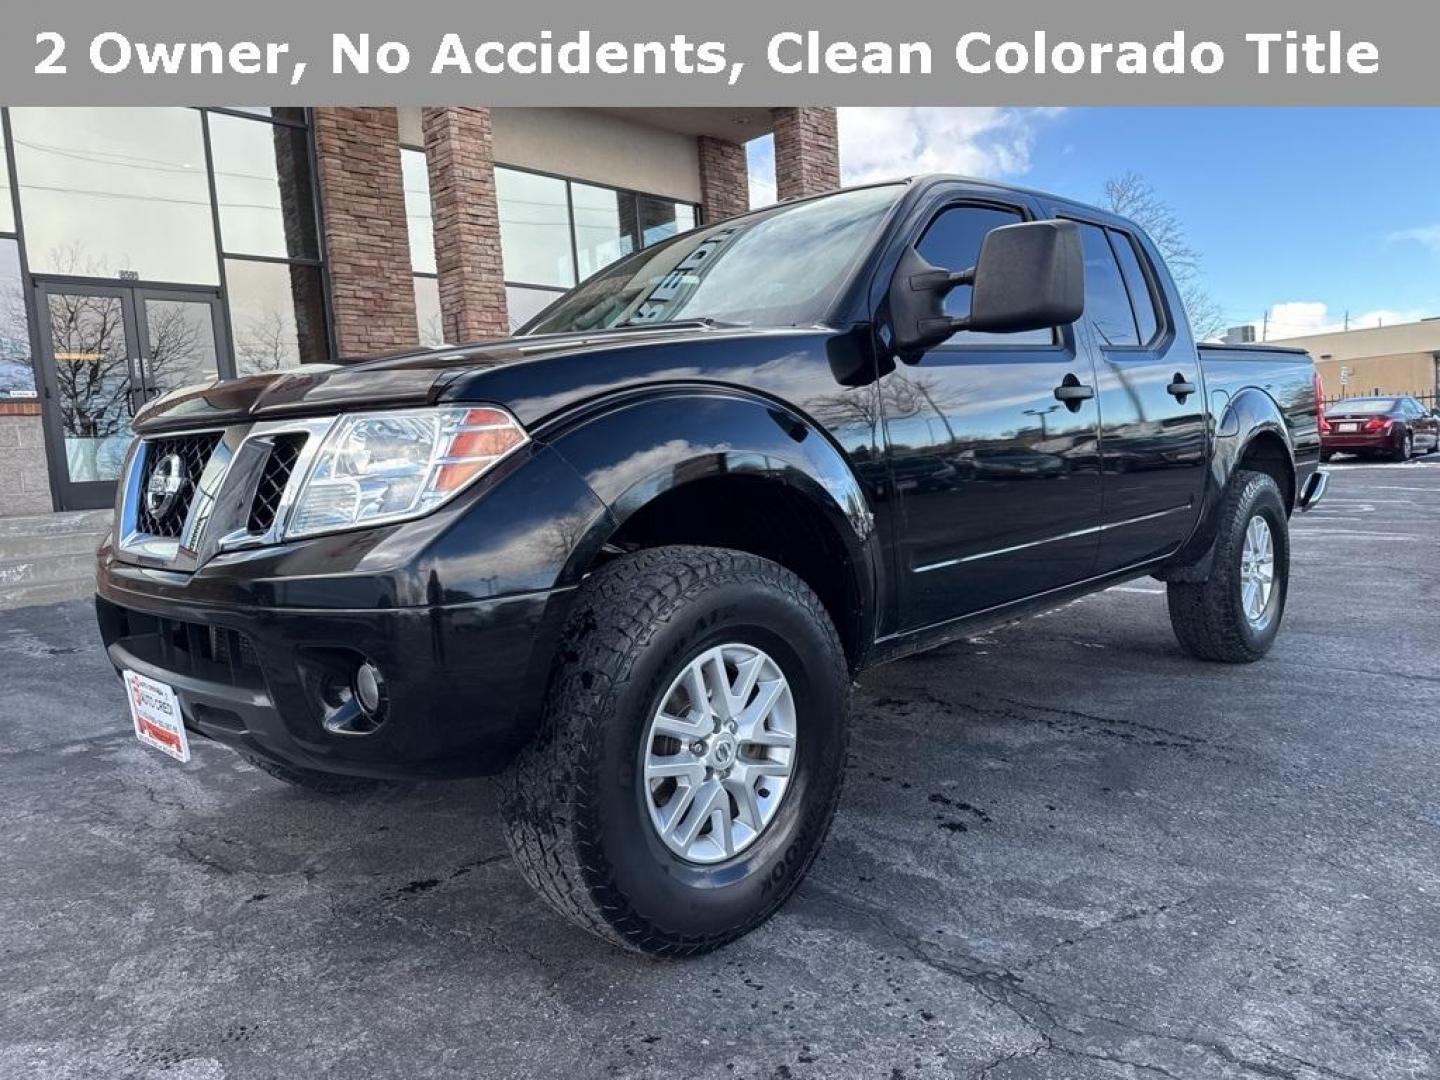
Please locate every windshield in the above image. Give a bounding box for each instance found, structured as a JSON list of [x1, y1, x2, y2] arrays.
[[523, 184, 902, 335], [1326, 398, 1397, 415]]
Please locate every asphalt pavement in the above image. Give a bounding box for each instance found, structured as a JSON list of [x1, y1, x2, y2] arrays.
[[2, 457, 1438, 1079]]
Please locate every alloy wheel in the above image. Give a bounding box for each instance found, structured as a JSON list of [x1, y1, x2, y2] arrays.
[[1240, 515, 1276, 626], [641, 643, 797, 864]]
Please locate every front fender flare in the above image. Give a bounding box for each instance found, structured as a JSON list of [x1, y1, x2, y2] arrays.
[[543, 388, 881, 650]]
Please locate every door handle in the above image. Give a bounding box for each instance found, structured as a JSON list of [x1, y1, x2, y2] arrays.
[[1167, 375, 1197, 401], [1053, 377, 1095, 408]]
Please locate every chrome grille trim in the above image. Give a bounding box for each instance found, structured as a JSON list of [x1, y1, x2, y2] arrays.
[[213, 417, 336, 554], [115, 416, 338, 571]]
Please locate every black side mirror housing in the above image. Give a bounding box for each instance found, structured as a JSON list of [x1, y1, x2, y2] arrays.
[[888, 219, 1085, 355]]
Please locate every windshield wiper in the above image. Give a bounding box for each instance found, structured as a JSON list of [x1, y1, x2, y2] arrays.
[[612, 317, 746, 331]]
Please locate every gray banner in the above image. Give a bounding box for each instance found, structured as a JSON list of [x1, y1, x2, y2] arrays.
[[0, 0, 1433, 105]]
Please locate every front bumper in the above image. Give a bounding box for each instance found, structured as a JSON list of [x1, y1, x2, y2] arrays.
[[97, 551, 572, 779]]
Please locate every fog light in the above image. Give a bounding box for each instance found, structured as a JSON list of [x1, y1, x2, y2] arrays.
[[354, 662, 385, 716]]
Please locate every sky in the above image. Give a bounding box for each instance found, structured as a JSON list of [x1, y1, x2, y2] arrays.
[[747, 108, 1440, 340]]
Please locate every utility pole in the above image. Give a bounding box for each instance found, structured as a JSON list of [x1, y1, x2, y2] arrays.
[[1262, 309, 1269, 341], [1344, 310, 1349, 331]]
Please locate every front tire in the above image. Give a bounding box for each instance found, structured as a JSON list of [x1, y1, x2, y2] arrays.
[[1167, 470, 1289, 663], [499, 546, 850, 956]]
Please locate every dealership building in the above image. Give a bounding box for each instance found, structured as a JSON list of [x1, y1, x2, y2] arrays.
[[0, 106, 841, 521], [1263, 319, 1440, 404]]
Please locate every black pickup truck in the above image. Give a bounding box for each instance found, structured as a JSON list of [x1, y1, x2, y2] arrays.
[[97, 177, 1326, 955]]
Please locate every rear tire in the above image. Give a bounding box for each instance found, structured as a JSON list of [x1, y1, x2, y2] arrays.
[[242, 753, 395, 795], [499, 545, 850, 956], [1392, 430, 1413, 462], [1167, 470, 1289, 663]]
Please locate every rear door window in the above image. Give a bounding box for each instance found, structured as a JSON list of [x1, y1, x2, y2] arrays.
[[1074, 223, 1140, 347], [1108, 230, 1161, 344]]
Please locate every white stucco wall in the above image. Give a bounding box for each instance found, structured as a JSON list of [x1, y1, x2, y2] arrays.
[[489, 108, 701, 203]]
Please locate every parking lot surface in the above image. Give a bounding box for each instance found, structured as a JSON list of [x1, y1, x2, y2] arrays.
[[3, 458, 1438, 1080]]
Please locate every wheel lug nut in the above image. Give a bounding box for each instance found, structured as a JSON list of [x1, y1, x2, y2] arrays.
[[690, 740, 706, 755]]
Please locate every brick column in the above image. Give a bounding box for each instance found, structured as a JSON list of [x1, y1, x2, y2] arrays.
[[772, 108, 841, 202], [421, 107, 509, 341], [697, 136, 750, 224], [311, 107, 419, 357]]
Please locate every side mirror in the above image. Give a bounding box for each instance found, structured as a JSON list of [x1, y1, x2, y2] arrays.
[[888, 219, 1085, 355]]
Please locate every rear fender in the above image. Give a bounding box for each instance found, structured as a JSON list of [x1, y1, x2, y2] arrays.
[[1160, 387, 1295, 580]]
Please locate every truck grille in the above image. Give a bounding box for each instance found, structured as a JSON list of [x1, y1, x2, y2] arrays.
[[247, 433, 308, 534], [118, 418, 331, 569], [98, 600, 265, 690], [136, 433, 223, 538]]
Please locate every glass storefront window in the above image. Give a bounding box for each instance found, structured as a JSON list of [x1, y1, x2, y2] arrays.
[[414, 276, 445, 348], [225, 258, 327, 375], [0, 240, 36, 400], [143, 297, 222, 396], [639, 196, 694, 247], [0, 133, 14, 234], [220, 108, 308, 124], [208, 112, 319, 261], [572, 183, 637, 280], [402, 149, 436, 276], [45, 289, 133, 484], [495, 168, 697, 292], [506, 285, 562, 332], [496, 168, 575, 288], [11, 107, 220, 284]]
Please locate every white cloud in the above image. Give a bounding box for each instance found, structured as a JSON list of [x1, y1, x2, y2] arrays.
[[837, 107, 1063, 186], [1389, 224, 1440, 254], [745, 107, 1061, 209], [1247, 301, 1425, 340]]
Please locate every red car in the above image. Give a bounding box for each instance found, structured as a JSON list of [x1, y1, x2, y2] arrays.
[[1320, 396, 1440, 462]]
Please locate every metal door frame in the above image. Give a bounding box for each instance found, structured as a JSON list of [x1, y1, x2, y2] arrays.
[[31, 276, 231, 511]]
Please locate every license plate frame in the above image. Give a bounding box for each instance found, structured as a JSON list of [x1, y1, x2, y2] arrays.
[[124, 669, 191, 763]]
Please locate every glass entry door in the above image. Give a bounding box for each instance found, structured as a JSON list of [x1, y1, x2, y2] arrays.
[[33, 281, 229, 510]]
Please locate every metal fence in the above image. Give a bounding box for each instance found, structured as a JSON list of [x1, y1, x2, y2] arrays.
[[1322, 392, 1439, 412]]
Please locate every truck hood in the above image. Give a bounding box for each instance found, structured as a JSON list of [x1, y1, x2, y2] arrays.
[[134, 323, 830, 434]]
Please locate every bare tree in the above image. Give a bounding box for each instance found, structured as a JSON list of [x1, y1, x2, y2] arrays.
[[234, 308, 299, 375], [1103, 172, 1225, 342], [142, 301, 210, 391]]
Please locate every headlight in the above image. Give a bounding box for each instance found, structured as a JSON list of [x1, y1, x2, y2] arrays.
[[286, 406, 527, 538]]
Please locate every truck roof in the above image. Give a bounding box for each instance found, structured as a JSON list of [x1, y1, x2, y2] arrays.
[[768, 174, 1149, 235]]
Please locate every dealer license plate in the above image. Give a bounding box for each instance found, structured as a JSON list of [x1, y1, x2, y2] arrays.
[[124, 669, 190, 763]]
